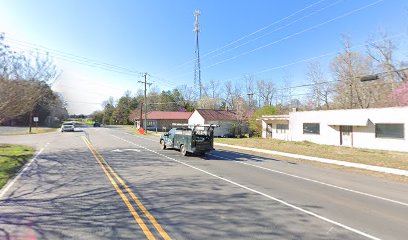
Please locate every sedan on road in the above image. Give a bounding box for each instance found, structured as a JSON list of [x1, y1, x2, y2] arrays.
[[61, 122, 75, 132]]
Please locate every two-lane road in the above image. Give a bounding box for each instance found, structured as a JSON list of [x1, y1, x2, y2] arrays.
[[1, 127, 407, 239]]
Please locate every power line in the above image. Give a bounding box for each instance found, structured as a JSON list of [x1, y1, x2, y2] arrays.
[[275, 67, 408, 93], [171, 0, 385, 82], [5, 37, 143, 75], [202, 0, 385, 70], [186, 0, 345, 72], [215, 32, 406, 84], [166, 0, 328, 74], [5, 38, 186, 88]]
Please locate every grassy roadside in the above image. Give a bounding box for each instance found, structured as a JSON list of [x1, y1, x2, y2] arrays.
[[119, 125, 162, 136], [215, 138, 408, 170], [0, 144, 34, 189], [0, 127, 58, 135]]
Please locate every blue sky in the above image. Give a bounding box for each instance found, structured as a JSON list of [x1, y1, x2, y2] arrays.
[[1, 0, 407, 114]]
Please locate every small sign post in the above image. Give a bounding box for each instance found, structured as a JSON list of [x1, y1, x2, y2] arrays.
[[33, 117, 39, 128]]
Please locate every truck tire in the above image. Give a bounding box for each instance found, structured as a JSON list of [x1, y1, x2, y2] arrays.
[[181, 145, 187, 156], [160, 140, 166, 150]]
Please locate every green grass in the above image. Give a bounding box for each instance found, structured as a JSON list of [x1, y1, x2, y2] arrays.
[[84, 120, 95, 125], [215, 137, 408, 170], [0, 127, 58, 135], [0, 144, 34, 189]]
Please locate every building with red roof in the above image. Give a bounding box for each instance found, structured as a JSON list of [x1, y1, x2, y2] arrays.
[[129, 110, 193, 132], [188, 109, 251, 137]]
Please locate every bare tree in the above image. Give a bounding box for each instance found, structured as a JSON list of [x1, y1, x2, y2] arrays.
[[243, 74, 256, 108], [0, 34, 59, 123], [367, 32, 407, 83], [196, 97, 222, 109], [306, 61, 332, 110], [177, 84, 195, 109], [257, 79, 275, 107], [331, 36, 375, 109], [223, 81, 243, 110], [207, 79, 220, 99], [0, 80, 43, 123]]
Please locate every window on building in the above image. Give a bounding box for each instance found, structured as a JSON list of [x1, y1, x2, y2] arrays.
[[147, 121, 156, 127], [375, 124, 404, 139], [303, 123, 320, 135], [276, 124, 289, 133]]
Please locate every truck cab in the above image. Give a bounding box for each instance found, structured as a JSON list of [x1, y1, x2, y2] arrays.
[[160, 124, 217, 156]]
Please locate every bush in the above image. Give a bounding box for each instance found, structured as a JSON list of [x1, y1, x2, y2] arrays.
[[248, 106, 278, 137]]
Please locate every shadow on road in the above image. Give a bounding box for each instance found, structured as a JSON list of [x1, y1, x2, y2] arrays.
[[206, 149, 286, 163], [0, 148, 140, 239], [0, 143, 344, 240]]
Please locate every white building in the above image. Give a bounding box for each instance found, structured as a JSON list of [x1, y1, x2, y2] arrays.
[[188, 109, 250, 137], [260, 107, 408, 152]]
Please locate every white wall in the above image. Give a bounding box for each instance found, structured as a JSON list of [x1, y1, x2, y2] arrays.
[[261, 120, 267, 138], [188, 111, 233, 137], [188, 110, 205, 125], [289, 107, 408, 152], [261, 120, 290, 140]]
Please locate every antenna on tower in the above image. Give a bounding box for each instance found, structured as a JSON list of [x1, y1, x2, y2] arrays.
[[193, 10, 202, 99]]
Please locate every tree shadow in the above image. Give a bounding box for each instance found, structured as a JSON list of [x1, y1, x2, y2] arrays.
[[0, 146, 350, 240], [97, 148, 352, 240], [0, 149, 145, 240], [204, 149, 285, 163]]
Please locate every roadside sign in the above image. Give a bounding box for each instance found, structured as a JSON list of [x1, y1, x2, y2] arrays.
[[33, 117, 39, 122]]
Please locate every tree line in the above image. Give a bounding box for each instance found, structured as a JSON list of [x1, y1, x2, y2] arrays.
[[91, 32, 407, 136], [0, 34, 68, 127]]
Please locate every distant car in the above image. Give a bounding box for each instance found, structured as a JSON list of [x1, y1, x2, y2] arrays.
[[61, 122, 75, 132], [93, 122, 100, 127]]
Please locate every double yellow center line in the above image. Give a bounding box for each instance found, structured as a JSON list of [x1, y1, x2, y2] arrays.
[[82, 136, 171, 240]]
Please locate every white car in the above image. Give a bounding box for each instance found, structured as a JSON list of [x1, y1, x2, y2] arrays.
[[61, 122, 75, 132]]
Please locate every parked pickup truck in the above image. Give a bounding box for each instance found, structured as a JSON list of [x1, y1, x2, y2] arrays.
[[160, 124, 218, 156]]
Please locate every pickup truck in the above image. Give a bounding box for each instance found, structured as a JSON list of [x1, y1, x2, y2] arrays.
[[159, 124, 217, 156]]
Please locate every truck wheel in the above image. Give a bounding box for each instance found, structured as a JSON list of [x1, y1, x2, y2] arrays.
[[160, 140, 166, 150], [181, 145, 187, 156]]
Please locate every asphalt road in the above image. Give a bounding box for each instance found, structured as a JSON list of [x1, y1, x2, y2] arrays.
[[0, 127, 407, 239]]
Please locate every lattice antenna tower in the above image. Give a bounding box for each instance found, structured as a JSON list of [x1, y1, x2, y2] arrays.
[[193, 10, 202, 99]]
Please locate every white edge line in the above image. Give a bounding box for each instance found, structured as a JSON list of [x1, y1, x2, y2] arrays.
[[208, 153, 408, 207], [124, 131, 408, 206], [111, 133, 381, 240], [0, 147, 45, 200], [214, 143, 408, 177]]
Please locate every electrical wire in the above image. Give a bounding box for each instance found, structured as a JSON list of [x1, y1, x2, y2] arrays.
[[5, 37, 143, 75], [171, 0, 385, 81], [173, 0, 345, 76], [166, 0, 329, 74], [216, 32, 406, 84]]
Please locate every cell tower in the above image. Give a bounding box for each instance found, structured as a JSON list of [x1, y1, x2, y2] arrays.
[[193, 10, 202, 99]]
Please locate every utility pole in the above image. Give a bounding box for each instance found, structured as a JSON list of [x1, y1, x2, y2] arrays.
[[138, 73, 152, 133], [193, 10, 202, 99], [139, 102, 143, 129]]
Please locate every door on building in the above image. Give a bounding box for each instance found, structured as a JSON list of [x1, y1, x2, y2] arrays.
[[340, 125, 353, 146], [266, 124, 273, 138]]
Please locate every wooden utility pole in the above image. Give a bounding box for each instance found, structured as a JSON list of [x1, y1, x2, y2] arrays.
[[138, 73, 152, 134]]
